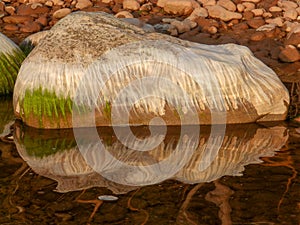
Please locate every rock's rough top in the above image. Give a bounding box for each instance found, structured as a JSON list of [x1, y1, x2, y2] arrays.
[[13, 12, 290, 128]]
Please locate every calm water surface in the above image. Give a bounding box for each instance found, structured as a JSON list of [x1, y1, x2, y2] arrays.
[[0, 98, 300, 225]]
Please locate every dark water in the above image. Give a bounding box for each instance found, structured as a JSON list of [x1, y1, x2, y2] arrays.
[[0, 98, 300, 225]]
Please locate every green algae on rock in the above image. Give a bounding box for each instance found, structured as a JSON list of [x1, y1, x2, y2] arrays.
[[13, 11, 290, 128], [0, 32, 26, 95]]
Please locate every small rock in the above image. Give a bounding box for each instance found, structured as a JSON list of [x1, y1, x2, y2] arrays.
[[232, 22, 249, 31], [266, 17, 283, 27], [98, 195, 118, 201], [242, 2, 255, 11], [123, 0, 140, 11], [35, 15, 48, 26], [52, 0, 64, 5], [250, 31, 265, 41], [283, 9, 298, 20], [285, 32, 300, 46], [247, 17, 265, 29], [115, 11, 134, 18], [102, 0, 113, 3], [207, 5, 242, 22], [157, 0, 200, 16], [198, 0, 216, 7], [262, 12, 272, 18], [3, 24, 19, 31], [76, 0, 93, 9], [186, 7, 208, 21], [53, 8, 72, 19], [251, 8, 265, 16], [140, 3, 152, 11], [269, 6, 282, 12], [17, 4, 49, 15], [207, 25, 218, 34], [171, 20, 191, 33], [278, 0, 298, 10], [243, 11, 254, 20], [45, 1, 53, 7], [241, 0, 260, 3], [256, 23, 276, 32], [237, 4, 245, 12], [20, 21, 41, 33], [5, 6, 15, 15], [279, 45, 300, 62], [3, 15, 33, 24], [217, 0, 236, 12]]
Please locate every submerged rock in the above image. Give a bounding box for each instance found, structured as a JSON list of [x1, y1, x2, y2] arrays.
[[13, 11, 290, 128], [0, 32, 26, 95]]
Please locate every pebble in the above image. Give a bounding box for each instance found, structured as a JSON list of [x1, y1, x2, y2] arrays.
[[123, 0, 140, 11], [266, 17, 284, 27], [237, 4, 245, 12], [75, 0, 93, 9], [247, 17, 265, 29], [158, 0, 199, 16], [115, 11, 134, 18], [217, 0, 236, 12], [251, 8, 265, 16], [279, 45, 300, 62], [250, 31, 265, 41], [53, 8, 71, 19], [269, 6, 282, 12], [207, 5, 242, 21], [186, 7, 208, 21], [283, 9, 298, 20], [98, 195, 118, 201]]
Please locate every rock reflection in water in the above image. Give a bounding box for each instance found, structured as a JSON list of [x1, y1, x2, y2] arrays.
[[0, 98, 14, 136], [14, 123, 288, 194]]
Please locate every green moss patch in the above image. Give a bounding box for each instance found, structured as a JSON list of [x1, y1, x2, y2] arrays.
[[20, 87, 92, 127], [0, 49, 26, 95]]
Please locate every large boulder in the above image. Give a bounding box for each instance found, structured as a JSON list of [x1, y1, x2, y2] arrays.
[[13, 11, 290, 129], [0, 32, 26, 95]]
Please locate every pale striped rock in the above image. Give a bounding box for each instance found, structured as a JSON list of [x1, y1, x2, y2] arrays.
[[0, 32, 25, 95], [13, 11, 290, 128]]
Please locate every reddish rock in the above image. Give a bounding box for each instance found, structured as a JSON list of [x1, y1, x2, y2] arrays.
[[232, 22, 249, 31], [270, 46, 281, 59], [250, 31, 265, 41], [20, 21, 42, 33], [17, 4, 49, 15], [3, 15, 34, 24], [247, 17, 265, 29], [243, 11, 254, 20], [279, 45, 300, 63], [35, 15, 48, 26], [112, 3, 123, 13], [285, 32, 300, 47], [3, 23, 19, 31]]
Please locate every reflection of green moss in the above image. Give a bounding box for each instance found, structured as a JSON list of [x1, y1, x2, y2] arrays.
[[21, 87, 77, 126], [22, 132, 77, 158], [104, 100, 111, 119], [0, 49, 26, 95], [0, 97, 14, 133]]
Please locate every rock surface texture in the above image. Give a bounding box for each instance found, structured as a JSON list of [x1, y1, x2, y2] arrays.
[[0, 32, 25, 95], [13, 12, 290, 128]]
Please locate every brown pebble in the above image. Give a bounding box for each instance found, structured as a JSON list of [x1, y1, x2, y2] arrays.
[[247, 17, 265, 29], [250, 31, 266, 41], [279, 45, 300, 63], [243, 11, 254, 20], [17, 4, 49, 15], [3, 15, 33, 24], [3, 23, 19, 31], [285, 32, 300, 46], [20, 21, 41, 33], [35, 15, 48, 26], [232, 22, 249, 31]]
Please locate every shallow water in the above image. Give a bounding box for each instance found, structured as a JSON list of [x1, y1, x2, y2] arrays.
[[0, 98, 300, 225]]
